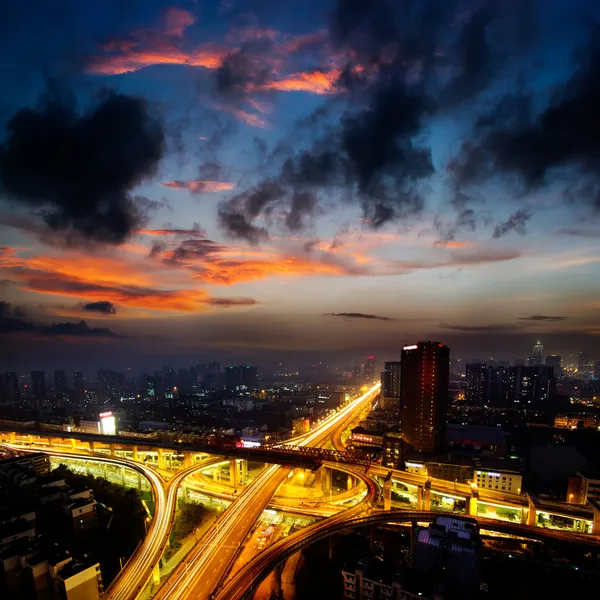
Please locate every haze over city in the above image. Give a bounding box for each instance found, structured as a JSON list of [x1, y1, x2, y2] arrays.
[[0, 0, 599, 372]]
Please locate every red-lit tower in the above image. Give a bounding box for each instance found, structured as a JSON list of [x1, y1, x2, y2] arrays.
[[400, 341, 450, 453]]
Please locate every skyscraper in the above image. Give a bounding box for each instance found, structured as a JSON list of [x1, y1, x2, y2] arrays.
[[509, 366, 555, 407], [400, 342, 450, 454], [528, 340, 544, 366], [1, 372, 20, 403], [31, 371, 47, 400], [73, 370, 84, 393], [546, 354, 562, 375], [363, 356, 377, 384], [465, 363, 488, 406], [381, 362, 401, 412], [54, 370, 68, 394], [225, 365, 258, 391]]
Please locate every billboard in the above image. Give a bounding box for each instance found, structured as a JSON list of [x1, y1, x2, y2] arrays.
[[99, 411, 116, 435]]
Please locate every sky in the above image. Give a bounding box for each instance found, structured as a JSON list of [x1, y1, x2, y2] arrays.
[[0, 0, 599, 372]]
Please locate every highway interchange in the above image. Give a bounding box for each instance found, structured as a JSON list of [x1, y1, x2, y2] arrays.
[[4, 381, 599, 600]]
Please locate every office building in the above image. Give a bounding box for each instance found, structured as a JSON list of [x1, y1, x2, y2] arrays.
[[528, 340, 544, 366], [1, 372, 20, 403], [508, 366, 555, 407], [31, 371, 47, 400], [225, 365, 258, 391], [400, 342, 450, 453], [54, 370, 68, 394], [465, 363, 509, 407], [380, 361, 401, 412], [382, 427, 403, 469], [546, 354, 562, 375], [567, 471, 600, 504]]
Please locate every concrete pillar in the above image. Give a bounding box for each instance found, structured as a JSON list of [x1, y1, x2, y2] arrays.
[[590, 501, 600, 535], [182, 452, 192, 469], [314, 468, 323, 489], [465, 488, 478, 516], [423, 479, 431, 512], [132, 446, 139, 462], [417, 485, 424, 511], [121, 466, 126, 486], [241, 460, 248, 481], [88, 441, 95, 453], [229, 458, 239, 487], [323, 468, 332, 493], [526, 493, 537, 527], [213, 465, 220, 481], [110, 444, 116, 456], [28, 434, 34, 445], [137, 472, 142, 490], [273, 562, 283, 595], [383, 480, 392, 511], [347, 474, 353, 491], [70, 438, 76, 449], [157, 448, 165, 470], [10, 432, 16, 444]]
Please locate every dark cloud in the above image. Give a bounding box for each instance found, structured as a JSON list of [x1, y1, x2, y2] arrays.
[[324, 312, 395, 321], [493, 209, 531, 239], [0, 91, 165, 245], [451, 40, 600, 214], [218, 181, 284, 243], [204, 297, 260, 307], [556, 227, 598, 238], [518, 315, 569, 322], [165, 238, 227, 263], [81, 301, 117, 315], [439, 322, 516, 333], [0, 301, 118, 337], [286, 192, 319, 231]]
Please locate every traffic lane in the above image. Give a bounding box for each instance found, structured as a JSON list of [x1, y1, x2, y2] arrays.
[[182, 474, 289, 600]]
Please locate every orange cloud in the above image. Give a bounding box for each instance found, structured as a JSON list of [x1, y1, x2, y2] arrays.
[[87, 43, 228, 75], [252, 69, 341, 94], [159, 180, 236, 193], [163, 7, 196, 38], [215, 105, 270, 128], [436, 240, 476, 249]]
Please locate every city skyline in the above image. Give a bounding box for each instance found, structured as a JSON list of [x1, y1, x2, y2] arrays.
[[1, 0, 600, 370]]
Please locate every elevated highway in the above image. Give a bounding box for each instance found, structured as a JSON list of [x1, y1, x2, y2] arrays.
[[215, 508, 600, 600]]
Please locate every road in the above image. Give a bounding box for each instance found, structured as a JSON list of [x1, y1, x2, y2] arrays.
[[154, 383, 381, 600]]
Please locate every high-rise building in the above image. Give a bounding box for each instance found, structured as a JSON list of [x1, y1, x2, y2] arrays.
[[73, 371, 85, 393], [30, 371, 47, 400], [2, 372, 20, 403], [528, 340, 544, 366], [363, 356, 377, 384], [54, 370, 68, 394], [546, 354, 562, 375], [595, 362, 600, 380], [400, 342, 450, 454], [225, 365, 258, 391], [509, 366, 555, 407], [381, 362, 401, 412], [465, 363, 488, 406]]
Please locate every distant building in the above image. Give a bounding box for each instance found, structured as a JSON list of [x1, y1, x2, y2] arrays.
[[225, 365, 258, 391], [528, 340, 544, 366], [362, 356, 377, 384], [1, 372, 20, 403], [567, 471, 600, 504], [546, 354, 562, 375], [292, 417, 310, 436], [54, 370, 68, 395], [595, 362, 600, 380], [465, 363, 509, 407], [381, 362, 401, 412], [31, 371, 47, 400], [508, 365, 555, 407], [400, 342, 450, 454], [0, 452, 50, 476], [473, 462, 522, 494], [73, 371, 84, 394]]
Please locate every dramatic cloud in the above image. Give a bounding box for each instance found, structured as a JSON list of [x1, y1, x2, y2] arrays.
[[138, 223, 208, 238], [451, 40, 600, 214], [324, 312, 395, 321], [0, 92, 164, 245], [81, 300, 117, 315], [493, 209, 531, 239], [0, 301, 118, 338], [518, 315, 569, 322], [159, 180, 235, 193], [163, 7, 196, 38]]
